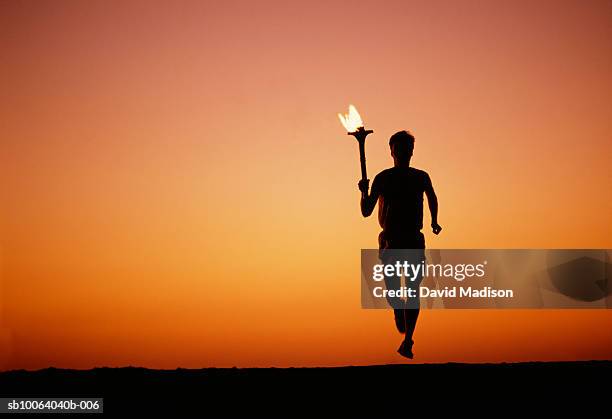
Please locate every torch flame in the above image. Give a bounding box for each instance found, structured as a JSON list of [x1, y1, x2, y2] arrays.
[[338, 104, 364, 133]]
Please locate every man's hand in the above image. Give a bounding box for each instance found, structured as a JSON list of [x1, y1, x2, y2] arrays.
[[358, 179, 370, 194], [431, 222, 442, 235]]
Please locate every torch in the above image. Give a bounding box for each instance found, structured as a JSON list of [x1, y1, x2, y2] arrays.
[[338, 104, 373, 181]]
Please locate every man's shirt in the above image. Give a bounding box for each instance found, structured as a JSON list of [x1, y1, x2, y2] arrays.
[[371, 166, 432, 241]]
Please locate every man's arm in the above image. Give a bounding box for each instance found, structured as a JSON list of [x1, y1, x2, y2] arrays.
[[424, 174, 442, 235], [358, 177, 380, 217]]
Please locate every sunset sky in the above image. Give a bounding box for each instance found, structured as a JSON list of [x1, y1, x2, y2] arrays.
[[1, 0, 611, 370]]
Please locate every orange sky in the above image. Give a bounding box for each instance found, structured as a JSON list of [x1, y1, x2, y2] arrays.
[[1, 0, 611, 370]]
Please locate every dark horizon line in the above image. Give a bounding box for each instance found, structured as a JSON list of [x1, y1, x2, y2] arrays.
[[2, 359, 611, 374]]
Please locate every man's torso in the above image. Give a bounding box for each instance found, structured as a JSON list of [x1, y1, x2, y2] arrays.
[[373, 167, 429, 249]]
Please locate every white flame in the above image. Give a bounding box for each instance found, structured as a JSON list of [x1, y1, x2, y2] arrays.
[[338, 104, 364, 132]]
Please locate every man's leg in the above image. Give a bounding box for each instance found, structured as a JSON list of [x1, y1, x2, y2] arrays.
[[382, 262, 406, 333], [393, 309, 406, 334], [399, 301, 419, 359], [380, 250, 406, 334], [403, 308, 419, 343], [399, 244, 425, 359]]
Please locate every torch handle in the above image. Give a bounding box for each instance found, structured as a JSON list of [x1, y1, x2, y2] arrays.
[[358, 140, 367, 181], [347, 127, 372, 181]]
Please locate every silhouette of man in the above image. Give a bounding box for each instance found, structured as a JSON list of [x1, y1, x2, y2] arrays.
[[358, 130, 441, 359]]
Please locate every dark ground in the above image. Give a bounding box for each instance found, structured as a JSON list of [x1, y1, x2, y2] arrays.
[[0, 361, 609, 415]]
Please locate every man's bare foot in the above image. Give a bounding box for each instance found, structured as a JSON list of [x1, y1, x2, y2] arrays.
[[397, 339, 414, 359]]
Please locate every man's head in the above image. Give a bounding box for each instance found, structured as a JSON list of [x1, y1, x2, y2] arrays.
[[389, 130, 415, 164]]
